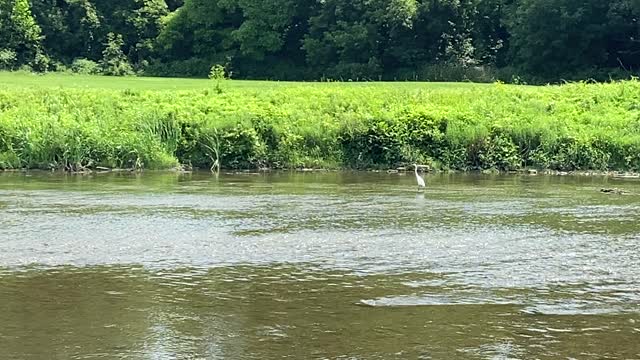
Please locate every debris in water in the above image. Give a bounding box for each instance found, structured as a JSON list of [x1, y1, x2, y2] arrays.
[[600, 188, 629, 195]]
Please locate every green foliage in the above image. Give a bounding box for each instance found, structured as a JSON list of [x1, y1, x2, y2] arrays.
[[208, 64, 226, 80], [101, 33, 134, 76], [10, 0, 42, 43], [0, 0, 44, 67], [2, 0, 640, 82], [2, 75, 640, 172], [0, 49, 17, 70], [209, 64, 227, 93], [72, 58, 102, 74], [31, 50, 50, 72], [506, 0, 640, 81]]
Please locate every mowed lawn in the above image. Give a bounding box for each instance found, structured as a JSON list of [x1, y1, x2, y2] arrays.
[[0, 71, 490, 91]]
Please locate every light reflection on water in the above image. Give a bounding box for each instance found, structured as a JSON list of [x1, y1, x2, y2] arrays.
[[0, 171, 639, 359]]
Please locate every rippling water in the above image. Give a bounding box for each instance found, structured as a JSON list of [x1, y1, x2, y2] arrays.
[[0, 171, 639, 359]]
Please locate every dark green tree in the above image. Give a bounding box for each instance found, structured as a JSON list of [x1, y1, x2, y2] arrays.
[[506, 0, 615, 80], [0, 0, 44, 68], [2, 0, 640, 82], [101, 32, 134, 75]]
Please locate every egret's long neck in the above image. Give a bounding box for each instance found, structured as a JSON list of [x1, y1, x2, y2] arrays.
[[415, 167, 418, 176]]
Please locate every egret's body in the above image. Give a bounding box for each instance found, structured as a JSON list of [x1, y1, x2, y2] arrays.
[[414, 164, 426, 189]]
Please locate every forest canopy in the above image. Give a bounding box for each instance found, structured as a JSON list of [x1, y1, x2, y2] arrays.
[[1, 0, 640, 82]]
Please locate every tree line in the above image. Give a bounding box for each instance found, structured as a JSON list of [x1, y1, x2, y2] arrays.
[[1, 0, 640, 83]]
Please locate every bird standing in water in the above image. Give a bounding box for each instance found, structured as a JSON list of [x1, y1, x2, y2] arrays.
[[414, 164, 426, 190]]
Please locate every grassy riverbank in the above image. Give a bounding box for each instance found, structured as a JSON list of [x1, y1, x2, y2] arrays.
[[1, 72, 639, 172]]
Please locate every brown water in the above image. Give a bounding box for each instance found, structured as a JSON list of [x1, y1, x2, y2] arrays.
[[0, 171, 639, 359]]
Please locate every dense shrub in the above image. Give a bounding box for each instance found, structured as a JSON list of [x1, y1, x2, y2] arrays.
[[0, 49, 17, 71], [71, 58, 101, 75]]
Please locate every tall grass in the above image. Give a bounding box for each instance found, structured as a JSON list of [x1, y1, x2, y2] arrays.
[[1, 75, 640, 171]]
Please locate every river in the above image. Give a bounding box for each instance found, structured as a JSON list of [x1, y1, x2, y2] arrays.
[[0, 171, 639, 359]]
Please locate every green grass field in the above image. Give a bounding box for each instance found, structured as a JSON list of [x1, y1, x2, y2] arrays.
[[0, 71, 486, 90], [1, 72, 639, 172]]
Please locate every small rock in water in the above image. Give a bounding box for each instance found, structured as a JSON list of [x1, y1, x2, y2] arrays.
[[527, 169, 538, 175]]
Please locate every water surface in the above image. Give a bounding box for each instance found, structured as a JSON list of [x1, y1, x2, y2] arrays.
[[1, 172, 639, 359]]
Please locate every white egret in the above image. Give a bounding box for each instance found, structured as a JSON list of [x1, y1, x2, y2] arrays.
[[414, 164, 426, 189]]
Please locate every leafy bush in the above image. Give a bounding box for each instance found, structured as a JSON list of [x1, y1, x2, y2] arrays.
[[71, 58, 101, 74], [0, 49, 17, 70], [101, 33, 134, 76], [31, 51, 50, 73]]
